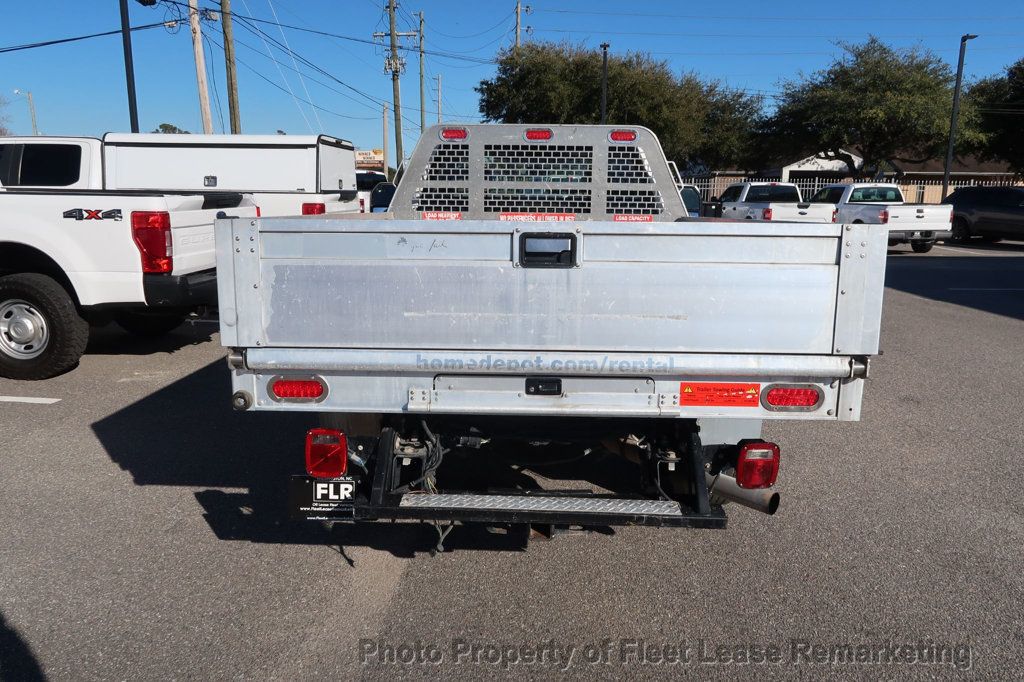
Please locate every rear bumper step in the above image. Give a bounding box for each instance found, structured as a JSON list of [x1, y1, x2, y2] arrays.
[[351, 493, 726, 528]]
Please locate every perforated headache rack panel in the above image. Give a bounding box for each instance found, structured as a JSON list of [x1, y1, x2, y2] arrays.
[[392, 125, 686, 221]]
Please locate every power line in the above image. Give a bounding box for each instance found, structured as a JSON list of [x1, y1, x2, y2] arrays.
[[265, 0, 323, 131], [536, 8, 1024, 22], [433, 11, 515, 39], [0, 21, 167, 54]]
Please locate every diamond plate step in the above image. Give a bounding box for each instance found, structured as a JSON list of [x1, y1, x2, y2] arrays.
[[399, 493, 682, 516]]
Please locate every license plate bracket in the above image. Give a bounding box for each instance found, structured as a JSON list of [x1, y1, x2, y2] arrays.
[[288, 475, 357, 520]]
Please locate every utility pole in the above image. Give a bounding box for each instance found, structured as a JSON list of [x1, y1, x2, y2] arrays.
[[221, 0, 242, 133], [600, 43, 610, 124], [118, 0, 140, 132], [373, 1, 415, 171], [417, 12, 426, 133], [942, 33, 978, 200], [383, 102, 390, 181], [436, 74, 442, 124], [188, 0, 214, 134], [13, 90, 39, 135], [515, 1, 520, 53]]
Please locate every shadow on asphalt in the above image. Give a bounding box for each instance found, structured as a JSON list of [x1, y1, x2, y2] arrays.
[[884, 254, 1024, 320], [0, 611, 45, 681], [84, 321, 217, 356], [91, 360, 622, 557]]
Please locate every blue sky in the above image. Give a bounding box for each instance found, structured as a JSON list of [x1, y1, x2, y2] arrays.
[[2, 0, 1022, 169]]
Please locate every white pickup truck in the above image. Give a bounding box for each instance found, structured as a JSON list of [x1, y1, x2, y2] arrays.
[[808, 183, 953, 253], [718, 182, 835, 222], [0, 136, 257, 379]]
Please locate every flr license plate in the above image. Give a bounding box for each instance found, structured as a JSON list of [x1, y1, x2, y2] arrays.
[[288, 475, 357, 520]]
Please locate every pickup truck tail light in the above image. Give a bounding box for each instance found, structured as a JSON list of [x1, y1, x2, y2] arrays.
[[359, 198, 366, 213], [879, 208, 889, 224], [302, 203, 326, 215], [130, 211, 172, 274], [831, 208, 838, 223], [761, 207, 773, 221], [949, 209, 954, 224], [736, 441, 780, 489], [305, 428, 348, 478]]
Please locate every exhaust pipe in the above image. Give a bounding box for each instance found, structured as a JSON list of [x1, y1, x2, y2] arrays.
[[705, 472, 780, 515]]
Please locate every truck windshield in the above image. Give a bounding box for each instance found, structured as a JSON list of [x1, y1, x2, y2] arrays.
[[848, 186, 903, 203], [745, 185, 801, 202], [809, 187, 846, 203], [680, 187, 701, 214]]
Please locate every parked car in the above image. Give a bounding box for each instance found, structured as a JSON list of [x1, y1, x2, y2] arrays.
[[943, 186, 1024, 242], [718, 182, 835, 222], [680, 184, 702, 217], [0, 136, 258, 379], [809, 183, 952, 253], [215, 124, 886, 544], [357, 171, 388, 212]]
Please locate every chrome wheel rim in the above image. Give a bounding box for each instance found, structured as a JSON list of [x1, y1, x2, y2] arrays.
[[0, 299, 49, 360]]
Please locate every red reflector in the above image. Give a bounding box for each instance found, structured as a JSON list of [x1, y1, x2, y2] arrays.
[[130, 211, 172, 274], [765, 386, 821, 408], [271, 379, 324, 399], [608, 129, 637, 142], [762, 207, 773, 221], [736, 442, 780, 489], [524, 128, 553, 141], [302, 202, 326, 215], [880, 208, 889, 224], [305, 428, 348, 478], [440, 127, 468, 141]]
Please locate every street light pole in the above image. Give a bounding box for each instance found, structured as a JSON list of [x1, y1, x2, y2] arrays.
[[118, 0, 141, 132], [13, 89, 39, 135], [600, 43, 610, 124], [942, 33, 978, 200]]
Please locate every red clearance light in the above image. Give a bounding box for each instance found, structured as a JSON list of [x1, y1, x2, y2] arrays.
[[305, 428, 348, 478], [439, 127, 468, 141], [524, 128, 553, 141], [762, 207, 773, 221], [271, 378, 325, 400], [608, 129, 637, 142], [736, 442, 780, 489], [255, 206, 262, 217], [764, 386, 822, 409], [302, 202, 326, 215], [130, 211, 173, 274], [879, 208, 889, 224]]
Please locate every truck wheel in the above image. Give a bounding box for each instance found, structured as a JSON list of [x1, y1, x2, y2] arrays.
[[951, 218, 971, 242], [0, 273, 89, 380], [115, 310, 187, 337], [911, 241, 934, 254]]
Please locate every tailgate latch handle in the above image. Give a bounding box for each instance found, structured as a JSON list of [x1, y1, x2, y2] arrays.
[[518, 232, 577, 268], [525, 377, 562, 396]]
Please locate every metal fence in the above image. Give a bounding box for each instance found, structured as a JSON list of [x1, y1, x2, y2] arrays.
[[678, 176, 1023, 204]]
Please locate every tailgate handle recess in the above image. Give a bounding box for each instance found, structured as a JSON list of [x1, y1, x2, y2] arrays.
[[518, 232, 577, 268], [525, 377, 562, 396]]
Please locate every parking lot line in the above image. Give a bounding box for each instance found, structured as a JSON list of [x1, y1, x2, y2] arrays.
[[0, 396, 62, 405], [933, 245, 1019, 257]]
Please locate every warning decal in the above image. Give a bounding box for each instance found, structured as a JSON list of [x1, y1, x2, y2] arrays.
[[422, 211, 462, 220], [499, 213, 575, 222], [679, 382, 761, 407], [612, 214, 654, 222]]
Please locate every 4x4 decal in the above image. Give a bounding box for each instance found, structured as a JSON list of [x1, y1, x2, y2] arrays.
[[63, 208, 123, 221]]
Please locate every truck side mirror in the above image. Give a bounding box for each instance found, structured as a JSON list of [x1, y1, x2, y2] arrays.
[[370, 182, 397, 212]]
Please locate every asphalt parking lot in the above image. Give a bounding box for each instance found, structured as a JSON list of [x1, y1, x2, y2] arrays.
[[1, 241, 1022, 679]]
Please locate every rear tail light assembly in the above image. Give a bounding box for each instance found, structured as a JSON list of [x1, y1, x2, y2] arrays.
[[305, 428, 348, 478], [359, 198, 366, 213], [761, 384, 824, 411], [269, 376, 327, 401], [302, 202, 326, 215], [736, 441, 780, 489], [949, 209, 954, 224], [761, 207, 773, 221], [439, 127, 468, 141], [879, 208, 889, 224], [831, 208, 838, 223], [130, 211, 173, 273], [255, 206, 262, 217], [608, 129, 638, 143]]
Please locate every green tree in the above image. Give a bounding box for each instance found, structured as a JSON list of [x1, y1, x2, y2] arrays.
[[762, 38, 982, 176], [968, 58, 1024, 174], [151, 123, 190, 134], [476, 43, 763, 170]]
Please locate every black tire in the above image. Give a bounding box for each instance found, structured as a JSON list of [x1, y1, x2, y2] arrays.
[[981, 235, 1003, 243], [911, 241, 934, 254], [115, 309, 187, 337], [951, 218, 972, 242], [0, 273, 89, 380]]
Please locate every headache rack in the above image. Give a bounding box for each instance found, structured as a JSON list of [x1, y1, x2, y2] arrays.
[[390, 125, 687, 221]]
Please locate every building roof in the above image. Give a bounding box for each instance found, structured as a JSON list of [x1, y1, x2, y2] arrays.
[[889, 155, 1017, 176]]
